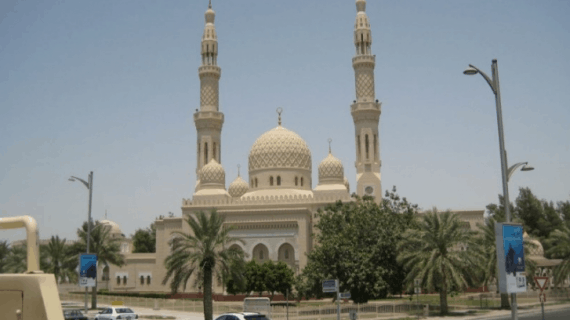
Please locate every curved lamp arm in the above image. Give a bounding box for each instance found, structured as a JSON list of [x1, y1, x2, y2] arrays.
[[465, 64, 496, 94], [70, 176, 90, 189], [507, 162, 534, 182]]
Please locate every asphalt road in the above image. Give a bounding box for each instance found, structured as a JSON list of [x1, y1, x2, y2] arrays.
[[492, 306, 570, 320]]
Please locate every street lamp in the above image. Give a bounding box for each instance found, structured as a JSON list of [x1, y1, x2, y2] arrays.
[[69, 171, 93, 312], [464, 60, 533, 320]]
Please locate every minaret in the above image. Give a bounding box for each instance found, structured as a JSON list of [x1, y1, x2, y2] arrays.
[[194, 0, 224, 188], [350, 0, 382, 201]]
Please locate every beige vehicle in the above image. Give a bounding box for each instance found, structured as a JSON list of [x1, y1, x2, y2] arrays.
[[0, 215, 65, 320]]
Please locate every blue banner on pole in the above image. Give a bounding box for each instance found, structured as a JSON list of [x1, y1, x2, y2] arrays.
[[79, 254, 97, 287]]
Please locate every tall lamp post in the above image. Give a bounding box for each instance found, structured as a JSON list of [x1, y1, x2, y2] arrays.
[[69, 171, 93, 312], [464, 60, 534, 320]]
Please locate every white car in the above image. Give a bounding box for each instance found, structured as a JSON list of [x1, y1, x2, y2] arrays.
[[215, 313, 269, 320], [94, 307, 138, 320]]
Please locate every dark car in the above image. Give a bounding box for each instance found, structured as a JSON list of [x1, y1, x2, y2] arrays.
[[63, 309, 88, 320]]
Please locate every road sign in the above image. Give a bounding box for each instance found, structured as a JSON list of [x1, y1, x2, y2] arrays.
[[534, 276, 549, 291], [414, 287, 421, 294], [79, 254, 97, 287], [414, 278, 421, 287], [323, 279, 338, 293], [339, 292, 351, 299]]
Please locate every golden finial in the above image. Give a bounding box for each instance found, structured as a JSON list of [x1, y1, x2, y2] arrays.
[[237, 164, 241, 177], [328, 138, 332, 154], [208, 0, 212, 9], [277, 107, 283, 126]]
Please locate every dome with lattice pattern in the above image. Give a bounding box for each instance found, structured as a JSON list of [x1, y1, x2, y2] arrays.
[[318, 153, 344, 183], [200, 159, 225, 186], [228, 175, 249, 197], [249, 126, 311, 172]]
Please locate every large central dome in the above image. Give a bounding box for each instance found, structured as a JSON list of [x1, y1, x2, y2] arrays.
[[249, 126, 311, 171]]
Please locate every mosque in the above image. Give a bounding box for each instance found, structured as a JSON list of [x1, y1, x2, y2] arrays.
[[97, 1, 492, 294]]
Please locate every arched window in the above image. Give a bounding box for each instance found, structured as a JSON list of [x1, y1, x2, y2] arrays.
[[204, 142, 208, 164], [357, 135, 361, 161], [295, 177, 298, 186], [277, 176, 281, 186], [374, 134, 378, 160], [123, 276, 127, 285], [259, 250, 264, 260], [255, 178, 258, 188], [213, 142, 216, 161], [251, 179, 254, 187], [365, 134, 369, 159], [270, 176, 274, 186], [147, 276, 151, 285], [140, 276, 144, 285], [116, 276, 121, 285], [285, 249, 289, 259], [301, 177, 304, 186]]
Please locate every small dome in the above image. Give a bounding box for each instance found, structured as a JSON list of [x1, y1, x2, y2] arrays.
[[100, 220, 121, 235], [344, 177, 350, 192], [524, 232, 544, 257], [205, 8, 215, 24], [200, 159, 225, 186], [228, 175, 249, 198], [249, 126, 311, 172], [318, 153, 344, 183], [356, 0, 366, 12]]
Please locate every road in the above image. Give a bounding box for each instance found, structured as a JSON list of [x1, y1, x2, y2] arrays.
[[492, 306, 570, 320]]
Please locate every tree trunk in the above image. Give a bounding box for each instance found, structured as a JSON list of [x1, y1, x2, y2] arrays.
[[91, 284, 97, 309], [500, 293, 510, 309], [203, 265, 213, 320], [440, 270, 448, 316]]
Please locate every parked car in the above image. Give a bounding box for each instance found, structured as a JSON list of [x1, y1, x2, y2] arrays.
[[215, 312, 270, 320], [63, 309, 88, 320], [94, 307, 138, 320]]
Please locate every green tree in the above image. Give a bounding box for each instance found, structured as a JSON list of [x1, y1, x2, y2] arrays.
[[132, 223, 156, 253], [224, 259, 247, 295], [262, 260, 295, 300], [302, 188, 417, 303], [41, 235, 78, 283], [71, 220, 125, 309], [545, 226, 570, 286], [162, 210, 245, 320], [0, 240, 9, 273], [514, 188, 563, 244], [244, 260, 266, 296], [397, 210, 482, 316]]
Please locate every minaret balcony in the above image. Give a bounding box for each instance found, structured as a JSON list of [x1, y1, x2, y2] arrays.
[[198, 65, 221, 76], [194, 111, 224, 129], [352, 54, 375, 67], [351, 101, 381, 113]]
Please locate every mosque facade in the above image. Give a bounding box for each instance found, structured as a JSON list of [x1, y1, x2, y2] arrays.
[[97, 1, 490, 294]]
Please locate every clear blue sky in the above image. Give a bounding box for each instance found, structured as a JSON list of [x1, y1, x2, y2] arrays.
[[2, 0, 569, 243]]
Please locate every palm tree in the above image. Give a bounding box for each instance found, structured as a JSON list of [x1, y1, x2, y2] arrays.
[[162, 210, 245, 320], [3, 243, 27, 273], [41, 236, 78, 283], [545, 226, 570, 286], [72, 220, 125, 309], [397, 210, 482, 316]]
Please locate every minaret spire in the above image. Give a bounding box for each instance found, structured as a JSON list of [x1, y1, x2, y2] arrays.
[[350, 0, 382, 202], [194, 1, 224, 189]]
